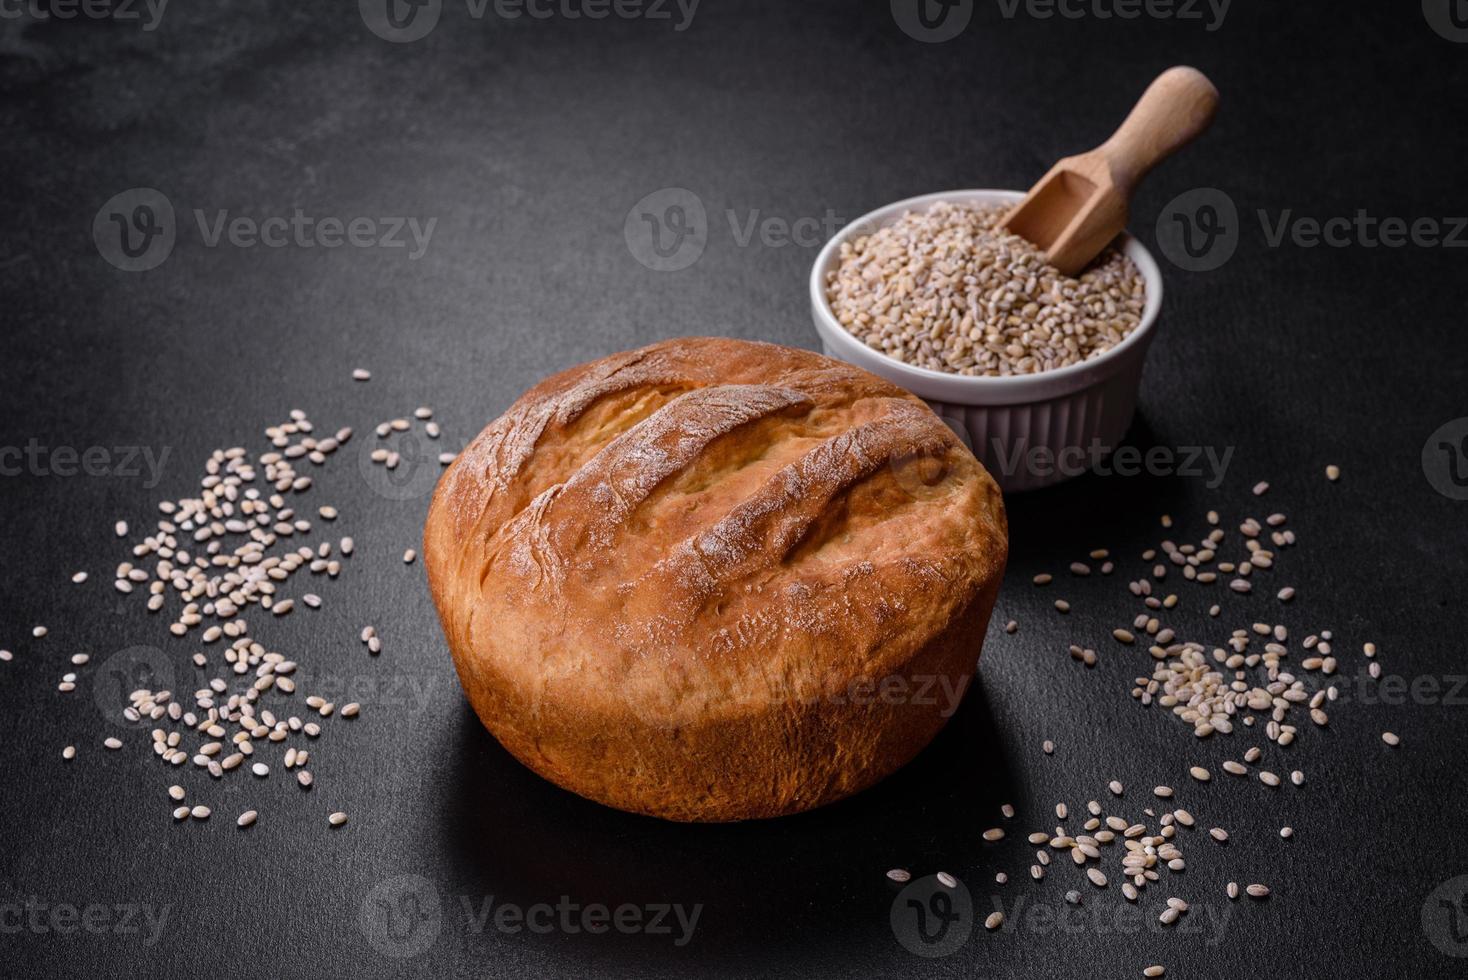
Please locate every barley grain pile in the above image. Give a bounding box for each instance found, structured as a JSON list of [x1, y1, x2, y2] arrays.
[[825, 201, 1146, 376], [9, 373, 460, 833], [888, 466, 1397, 978]]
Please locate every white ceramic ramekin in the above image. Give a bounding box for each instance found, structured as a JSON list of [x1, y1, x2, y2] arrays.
[[809, 189, 1164, 492]]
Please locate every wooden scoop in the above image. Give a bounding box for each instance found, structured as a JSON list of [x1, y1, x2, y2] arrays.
[[1003, 66, 1219, 276]]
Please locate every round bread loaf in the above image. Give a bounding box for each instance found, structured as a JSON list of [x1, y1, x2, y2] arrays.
[[424, 338, 1007, 821]]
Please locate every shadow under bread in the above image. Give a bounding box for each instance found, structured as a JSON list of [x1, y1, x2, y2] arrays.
[[435, 668, 1016, 962]]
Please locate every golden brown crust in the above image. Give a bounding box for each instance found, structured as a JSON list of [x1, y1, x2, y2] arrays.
[[424, 338, 1007, 821]]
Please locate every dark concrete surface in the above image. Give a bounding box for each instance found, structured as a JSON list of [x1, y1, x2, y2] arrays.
[[1, 2, 1466, 977]]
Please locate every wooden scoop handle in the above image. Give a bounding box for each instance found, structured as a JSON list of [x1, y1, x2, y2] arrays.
[[1098, 66, 1219, 198]]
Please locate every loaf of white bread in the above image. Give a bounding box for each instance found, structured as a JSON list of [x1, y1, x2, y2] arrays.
[[424, 338, 1007, 821]]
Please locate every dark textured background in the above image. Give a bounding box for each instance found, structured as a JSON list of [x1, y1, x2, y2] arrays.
[[2, 1, 1466, 977]]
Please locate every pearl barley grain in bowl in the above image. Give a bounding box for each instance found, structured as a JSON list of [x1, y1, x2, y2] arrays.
[[809, 189, 1164, 492], [826, 201, 1146, 376]]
